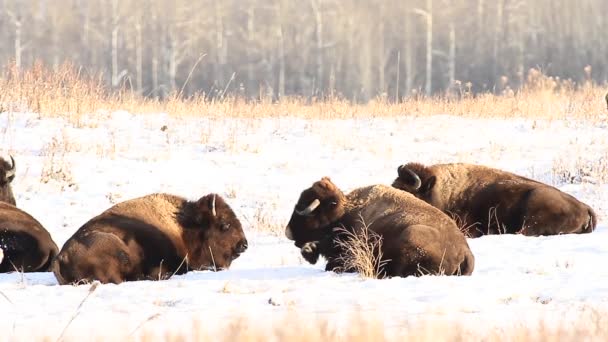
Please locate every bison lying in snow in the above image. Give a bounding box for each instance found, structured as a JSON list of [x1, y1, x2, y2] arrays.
[[53, 193, 248, 284], [392, 163, 597, 237], [0, 156, 59, 273], [285, 177, 474, 277], [0, 156, 17, 205]]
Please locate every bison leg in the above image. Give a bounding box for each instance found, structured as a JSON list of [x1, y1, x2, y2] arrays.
[[300, 241, 320, 264]]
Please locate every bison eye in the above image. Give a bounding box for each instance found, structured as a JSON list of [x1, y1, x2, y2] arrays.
[[221, 223, 231, 231]]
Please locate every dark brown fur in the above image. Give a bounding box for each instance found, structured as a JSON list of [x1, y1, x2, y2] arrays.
[[393, 163, 598, 237], [52, 193, 248, 284], [0, 156, 59, 273], [285, 177, 474, 277], [0, 156, 16, 205], [0, 202, 59, 272]]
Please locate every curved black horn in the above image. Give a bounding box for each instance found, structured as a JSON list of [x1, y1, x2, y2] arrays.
[[5, 155, 15, 180], [398, 166, 421, 190], [296, 199, 321, 216]]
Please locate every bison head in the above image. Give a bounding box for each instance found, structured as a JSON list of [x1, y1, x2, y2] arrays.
[[0, 156, 16, 206], [392, 163, 436, 201], [179, 194, 248, 271], [285, 177, 346, 247]]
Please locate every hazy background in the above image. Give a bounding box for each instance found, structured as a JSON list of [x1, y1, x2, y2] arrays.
[[1, 0, 606, 100]]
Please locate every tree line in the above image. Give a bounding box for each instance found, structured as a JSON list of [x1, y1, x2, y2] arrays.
[[1, 0, 606, 101]]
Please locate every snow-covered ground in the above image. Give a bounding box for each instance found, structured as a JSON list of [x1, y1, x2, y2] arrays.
[[0, 111, 607, 340]]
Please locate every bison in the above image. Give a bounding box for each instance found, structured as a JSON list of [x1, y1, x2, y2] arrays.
[[0, 156, 16, 205], [285, 177, 474, 277], [52, 192, 248, 284], [0, 156, 59, 273], [392, 163, 597, 237]]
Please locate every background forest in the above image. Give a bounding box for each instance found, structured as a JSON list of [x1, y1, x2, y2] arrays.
[[1, 0, 606, 100]]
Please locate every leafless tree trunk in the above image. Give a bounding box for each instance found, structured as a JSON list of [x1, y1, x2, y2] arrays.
[[14, 16, 22, 69], [275, 0, 285, 98], [404, 14, 414, 97], [214, 0, 226, 87], [448, 22, 456, 93], [414, 0, 433, 96], [111, 0, 120, 87], [5, 9, 26, 70], [310, 0, 323, 94], [135, 20, 143, 94], [246, 1, 256, 95]]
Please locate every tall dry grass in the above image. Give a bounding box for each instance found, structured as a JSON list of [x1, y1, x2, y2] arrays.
[[42, 309, 608, 342], [0, 63, 606, 120], [333, 220, 387, 279]]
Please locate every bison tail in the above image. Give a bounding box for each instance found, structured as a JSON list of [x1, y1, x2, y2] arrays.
[[586, 207, 598, 233], [51, 253, 71, 285], [459, 251, 475, 276], [40, 246, 59, 272]]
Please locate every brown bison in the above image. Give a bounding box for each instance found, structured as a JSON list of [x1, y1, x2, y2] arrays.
[[285, 177, 474, 277], [52, 193, 248, 284], [392, 163, 597, 237], [0, 156, 59, 273], [0, 156, 16, 205]]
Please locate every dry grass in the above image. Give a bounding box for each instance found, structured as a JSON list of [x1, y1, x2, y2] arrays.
[[0, 63, 606, 121], [39, 308, 608, 342], [552, 151, 608, 185], [39, 133, 75, 186], [334, 217, 387, 279], [249, 202, 285, 237]]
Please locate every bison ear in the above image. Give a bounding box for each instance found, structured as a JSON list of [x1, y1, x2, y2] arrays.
[[421, 176, 436, 193], [397, 166, 421, 190], [179, 201, 206, 227]]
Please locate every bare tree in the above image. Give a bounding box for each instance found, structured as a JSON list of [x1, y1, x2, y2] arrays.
[[0, 0, 606, 100]]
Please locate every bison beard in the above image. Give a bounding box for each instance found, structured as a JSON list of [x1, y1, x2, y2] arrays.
[[285, 178, 475, 278]]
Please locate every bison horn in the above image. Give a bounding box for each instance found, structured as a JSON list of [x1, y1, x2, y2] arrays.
[[5, 155, 15, 180], [211, 194, 217, 217], [296, 199, 321, 216], [399, 166, 421, 190]]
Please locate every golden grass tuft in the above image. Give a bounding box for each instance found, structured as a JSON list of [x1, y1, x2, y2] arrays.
[[334, 217, 387, 279], [46, 309, 608, 342], [552, 151, 608, 185], [0, 63, 606, 121]]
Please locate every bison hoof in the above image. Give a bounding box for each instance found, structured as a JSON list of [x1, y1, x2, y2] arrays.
[[301, 242, 320, 264]]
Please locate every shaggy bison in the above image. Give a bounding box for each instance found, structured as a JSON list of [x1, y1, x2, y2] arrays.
[[0, 156, 16, 205], [392, 163, 597, 237], [285, 177, 474, 277], [0, 156, 59, 273], [53, 193, 248, 284]]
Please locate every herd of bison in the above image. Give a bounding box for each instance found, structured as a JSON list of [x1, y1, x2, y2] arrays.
[[0, 155, 597, 284]]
